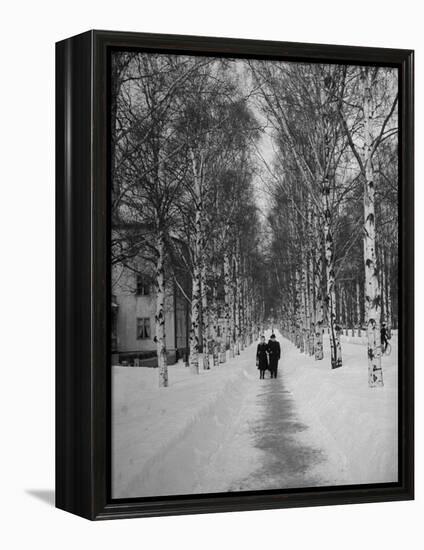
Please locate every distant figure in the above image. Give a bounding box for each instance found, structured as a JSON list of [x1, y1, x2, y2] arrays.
[[380, 323, 389, 352], [267, 333, 281, 379], [256, 335, 269, 380]]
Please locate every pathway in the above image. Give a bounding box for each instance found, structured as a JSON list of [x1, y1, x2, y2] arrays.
[[206, 332, 340, 493]]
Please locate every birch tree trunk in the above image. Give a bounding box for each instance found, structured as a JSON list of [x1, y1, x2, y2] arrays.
[[309, 246, 315, 356], [306, 208, 315, 356], [380, 247, 386, 324], [231, 281, 237, 357], [189, 153, 202, 374], [295, 269, 302, 349], [356, 279, 361, 333], [362, 68, 383, 387], [314, 227, 324, 360], [342, 286, 348, 333], [221, 251, 232, 362], [387, 251, 392, 331], [240, 258, 246, 349], [155, 228, 168, 387], [250, 283, 255, 343], [298, 266, 305, 352], [201, 260, 210, 369], [303, 249, 310, 356], [246, 276, 252, 345], [338, 285, 343, 328], [234, 251, 241, 355], [189, 217, 201, 373], [323, 178, 342, 369], [211, 260, 220, 366]]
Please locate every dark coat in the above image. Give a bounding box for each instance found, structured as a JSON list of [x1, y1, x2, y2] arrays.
[[267, 339, 281, 369], [256, 342, 269, 370]]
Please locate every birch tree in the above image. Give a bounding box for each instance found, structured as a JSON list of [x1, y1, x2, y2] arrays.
[[174, 60, 260, 372], [338, 66, 398, 386], [250, 61, 348, 368], [111, 53, 208, 386]]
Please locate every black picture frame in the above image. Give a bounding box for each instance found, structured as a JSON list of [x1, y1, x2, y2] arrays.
[[56, 30, 414, 520]]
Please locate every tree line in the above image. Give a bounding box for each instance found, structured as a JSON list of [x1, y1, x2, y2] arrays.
[[111, 53, 398, 388], [111, 53, 266, 386], [250, 61, 398, 387]]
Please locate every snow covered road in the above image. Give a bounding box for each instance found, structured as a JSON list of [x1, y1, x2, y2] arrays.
[[112, 330, 398, 498]]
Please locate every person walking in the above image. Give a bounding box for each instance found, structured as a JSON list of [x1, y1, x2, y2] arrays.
[[256, 335, 269, 379], [267, 333, 281, 379], [380, 322, 389, 353]]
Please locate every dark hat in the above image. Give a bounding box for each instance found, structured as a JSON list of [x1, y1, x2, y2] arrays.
[[270, 333, 276, 339]]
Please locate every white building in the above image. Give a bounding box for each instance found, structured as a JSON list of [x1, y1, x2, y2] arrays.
[[112, 263, 190, 366]]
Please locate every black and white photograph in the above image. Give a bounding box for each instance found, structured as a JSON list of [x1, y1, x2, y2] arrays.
[[110, 51, 400, 499], [0, 0, 420, 541]]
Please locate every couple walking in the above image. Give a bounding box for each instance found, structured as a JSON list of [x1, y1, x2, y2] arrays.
[[256, 333, 281, 379]]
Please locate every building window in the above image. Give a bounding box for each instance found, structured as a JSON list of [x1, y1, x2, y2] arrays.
[[137, 317, 151, 340], [136, 274, 151, 296]]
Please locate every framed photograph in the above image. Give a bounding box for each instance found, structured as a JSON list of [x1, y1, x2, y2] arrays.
[[56, 30, 414, 520]]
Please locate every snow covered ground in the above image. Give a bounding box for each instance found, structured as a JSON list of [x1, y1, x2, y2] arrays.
[[112, 330, 398, 498], [278, 333, 398, 487]]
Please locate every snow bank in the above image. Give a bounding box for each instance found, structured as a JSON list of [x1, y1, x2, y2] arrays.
[[279, 331, 398, 485], [112, 345, 259, 498]]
